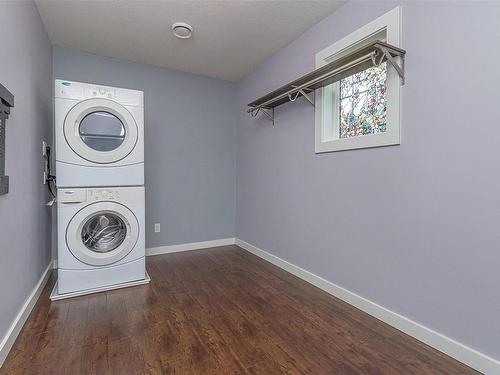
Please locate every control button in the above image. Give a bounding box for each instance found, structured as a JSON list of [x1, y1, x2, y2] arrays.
[[99, 88, 106, 95]]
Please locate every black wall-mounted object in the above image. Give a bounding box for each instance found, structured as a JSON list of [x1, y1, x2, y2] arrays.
[[0, 83, 14, 195]]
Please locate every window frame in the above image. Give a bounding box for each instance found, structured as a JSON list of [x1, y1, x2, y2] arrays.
[[315, 7, 402, 153]]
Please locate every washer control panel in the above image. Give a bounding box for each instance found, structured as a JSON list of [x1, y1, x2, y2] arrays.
[[88, 188, 121, 201]]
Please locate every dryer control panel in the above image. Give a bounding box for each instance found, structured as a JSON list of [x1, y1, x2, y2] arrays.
[[85, 85, 118, 100], [54, 79, 144, 107]]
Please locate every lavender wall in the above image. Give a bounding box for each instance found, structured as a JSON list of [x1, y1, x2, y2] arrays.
[[236, 1, 500, 360], [53, 47, 236, 249], [0, 1, 52, 349]]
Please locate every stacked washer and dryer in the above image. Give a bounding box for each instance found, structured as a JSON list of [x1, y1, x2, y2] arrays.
[[51, 80, 149, 300]]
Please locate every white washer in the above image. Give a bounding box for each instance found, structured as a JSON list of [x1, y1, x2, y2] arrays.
[[57, 186, 146, 295], [55, 80, 144, 187]]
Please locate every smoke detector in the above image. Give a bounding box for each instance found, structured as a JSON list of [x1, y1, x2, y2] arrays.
[[172, 22, 193, 39]]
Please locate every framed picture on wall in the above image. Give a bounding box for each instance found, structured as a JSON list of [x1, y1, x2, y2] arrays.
[[0, 83, 14, 195]]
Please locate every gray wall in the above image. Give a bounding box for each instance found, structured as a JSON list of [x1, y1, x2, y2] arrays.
[[53, 47, 236, 248], [236, 1, 500, 360], [0, 1, 53, 347]]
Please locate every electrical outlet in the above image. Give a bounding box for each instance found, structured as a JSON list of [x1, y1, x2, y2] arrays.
[[42, 141, 48, 157], [154, 223, 161, 233]]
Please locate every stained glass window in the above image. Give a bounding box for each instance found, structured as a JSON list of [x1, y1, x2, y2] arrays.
[[339, 63, 387, 139]]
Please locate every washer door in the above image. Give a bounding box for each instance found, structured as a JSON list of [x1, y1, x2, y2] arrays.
[[64, 98, 138, 164], [66, 201, 139, 266]]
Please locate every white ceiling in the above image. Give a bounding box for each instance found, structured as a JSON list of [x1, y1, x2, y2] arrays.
[[36, 1, 344, 81]]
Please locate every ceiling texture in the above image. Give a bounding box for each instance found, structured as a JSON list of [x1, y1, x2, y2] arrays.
[[36, 1, 344, 81]]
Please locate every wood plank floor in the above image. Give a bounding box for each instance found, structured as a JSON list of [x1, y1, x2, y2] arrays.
[[1, 245, 479, 374]]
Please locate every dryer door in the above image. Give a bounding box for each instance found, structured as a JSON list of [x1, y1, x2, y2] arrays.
[[64, 98, 138, 164], [66, 201, 139, 266]]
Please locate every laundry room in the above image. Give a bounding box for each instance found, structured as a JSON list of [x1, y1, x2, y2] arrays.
[[1, 1, 499, 374]]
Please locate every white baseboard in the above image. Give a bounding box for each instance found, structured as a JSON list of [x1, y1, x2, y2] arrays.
[[146, 238, 235, 256], [235, 238, 500, 375], [0, 261, 53, 367], [54, 238, 236, 264]]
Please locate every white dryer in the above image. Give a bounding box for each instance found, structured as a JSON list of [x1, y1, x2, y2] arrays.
[[57, 186, 146, 295], [55, 80, 144, 187]]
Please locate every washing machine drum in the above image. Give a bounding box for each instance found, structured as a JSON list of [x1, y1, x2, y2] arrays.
[[66, 202, 139, 266], [64, 98, 138, 164]]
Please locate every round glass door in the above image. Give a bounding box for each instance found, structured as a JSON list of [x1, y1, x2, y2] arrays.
[[81, 212, 127, 253], [64, 98, 138, 164], [66, 201, 139, 266], [79, 112, 126, 152]]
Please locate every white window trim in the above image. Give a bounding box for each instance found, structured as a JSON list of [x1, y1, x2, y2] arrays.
[[315, 7, 402, 153]]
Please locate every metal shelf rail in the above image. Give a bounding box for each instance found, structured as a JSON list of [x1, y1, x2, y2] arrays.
[[247, 40, 406, 125]]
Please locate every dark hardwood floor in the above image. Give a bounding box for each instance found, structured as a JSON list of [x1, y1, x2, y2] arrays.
[[1, 245, 478, 374]]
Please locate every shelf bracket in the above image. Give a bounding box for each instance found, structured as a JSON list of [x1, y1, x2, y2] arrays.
[[250, 107, 275, 126], [374, 47, 405, 85], [289, 86, 314, 106]]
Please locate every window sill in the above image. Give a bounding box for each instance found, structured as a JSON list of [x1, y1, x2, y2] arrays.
[[315, 131, 400, 153]]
